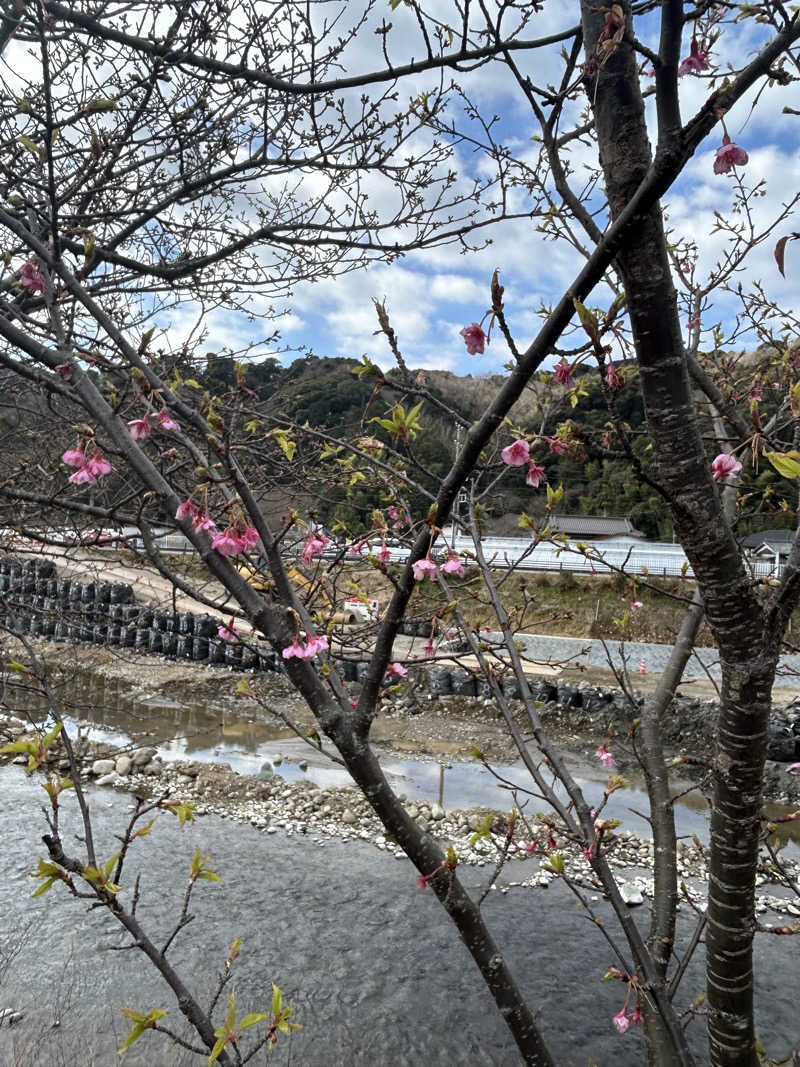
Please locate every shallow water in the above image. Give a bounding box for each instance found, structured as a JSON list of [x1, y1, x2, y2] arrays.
[[5, 669, 800, 853], [2, 766, 799, 1067]]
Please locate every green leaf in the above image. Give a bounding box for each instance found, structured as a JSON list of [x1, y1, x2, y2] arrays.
[[239, 1012, 269, 1032], [17, 135, 39, 156], [207, 1035, 227, 1065], [190, 846, 223, 884], [43, 721, 62, 749], [271, 984, 283, 1018], [764, 450, 800, 479], [161, 800, 197, 827], [30, 857, 73, 896], [119, 1021, 146, 1052], [224, 991, 237, 1032], [86, 97, 117, 112], [468, 814, 493, 849], [118, 1008, 167, 1053], [269, 429, 296, 461]]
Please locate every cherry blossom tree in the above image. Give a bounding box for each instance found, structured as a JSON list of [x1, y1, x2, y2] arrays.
[[1, 3, 800, 1066]]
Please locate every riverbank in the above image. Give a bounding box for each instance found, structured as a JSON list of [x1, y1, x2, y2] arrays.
[[3, 636, 800, 807]]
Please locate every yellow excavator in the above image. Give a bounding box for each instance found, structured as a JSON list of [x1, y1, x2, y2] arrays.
[[238, 563, 378, 626]]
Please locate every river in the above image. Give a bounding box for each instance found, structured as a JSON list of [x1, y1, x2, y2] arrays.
[[1, 765, 799, 1066]]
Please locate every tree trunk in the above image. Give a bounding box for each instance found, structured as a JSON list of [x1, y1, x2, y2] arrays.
[[328, 727, 556, 1067], [580, 4, 778, 1064]]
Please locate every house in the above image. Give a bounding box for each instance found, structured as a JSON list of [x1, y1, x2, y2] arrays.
[[740, 529, 794, 570], [546, 514, 646, 541]]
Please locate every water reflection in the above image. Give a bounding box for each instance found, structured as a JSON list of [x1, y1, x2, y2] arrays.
[[3, 669, 799, 853]]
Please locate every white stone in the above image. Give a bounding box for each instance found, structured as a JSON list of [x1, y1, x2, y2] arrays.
[[91, 759, 115, 776], [619, 882, 644, 906], [115, 755, 132, 776], [96, 772, 124, 788]]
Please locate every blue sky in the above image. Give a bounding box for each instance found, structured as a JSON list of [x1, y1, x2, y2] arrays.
[[6, 3, 797, 380], [235, 5, 799, 379]]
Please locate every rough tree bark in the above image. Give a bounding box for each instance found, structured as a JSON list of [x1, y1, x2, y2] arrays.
[[581, 3, 788, 1064]]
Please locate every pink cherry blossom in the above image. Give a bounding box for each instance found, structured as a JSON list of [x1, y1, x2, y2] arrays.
[[786, 763, 800, 774], [442, 553, 465, 577], [282, 636, 309, 659], [412, 557, 437, 582], [387, 506, 400, 520], [595, 744, 616, 768], [525, 841, 538, 856], [714, 134, 748, 175], [546, 436, 566, 456], [423, 635, 436, 657], [630, 600, 643, 612], [85, 454, 113, 478], [217, 618, 239, 642], [605, 360, 623, 390], [301, 532, 329, 563], [630, 1003, 643, 1027], [305, 634, 329, 657], [347, 540, 366, 556], [679, 37, 710, 75], [176, 498, 199, 521], [388, 662, 408, 677], [583, 845, 595, 862], [212, 527, 246, 556], [460, 322, 486, 355], [54, 363, 72, 380], [68, 466, 97, 485], [501, 439, 530, 467], [525, 461, 547, 488], [711, 453, 742, 481], [416, 874, 429, 890], [127, 416, 151, 441], [613, 1008, 630, 1034], [240, 525, 259, 550], [156, 409, 180, 432], [61, 446, 86, 468], [19, 259, 46, 294], [193, 512, 217, 534], [376, 542, 392, 563], [554, 358, 575, 388]]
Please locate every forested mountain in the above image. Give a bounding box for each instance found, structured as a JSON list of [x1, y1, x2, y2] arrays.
[[0, 352, 792, 543]]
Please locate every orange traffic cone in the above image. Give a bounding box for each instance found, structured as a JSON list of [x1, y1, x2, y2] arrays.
[[639, 657, 646, 675]]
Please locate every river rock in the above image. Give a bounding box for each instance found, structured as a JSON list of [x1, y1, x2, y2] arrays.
[[619, 882, 644, 906], [91, 758, 115, 777], [132, 747, 157, 767], [96, 771, 124, 788], [298, 760, 308, 772], [341, 808, 356, 825], [430, 803, 445, 821], [141, 760, 163, 777], [258, 762, 274, 779], [115, 755, 132, 776]]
